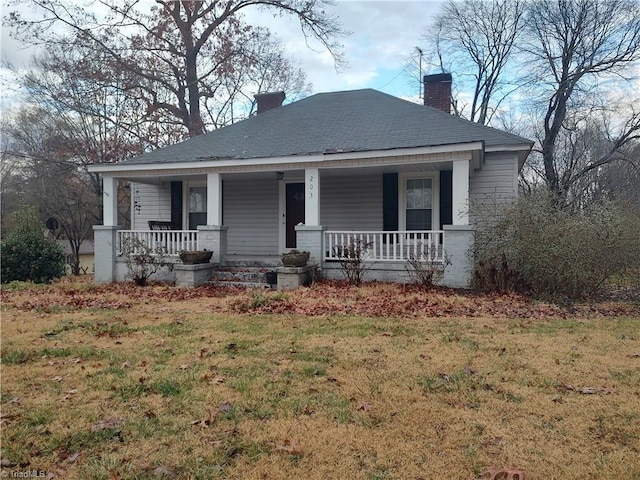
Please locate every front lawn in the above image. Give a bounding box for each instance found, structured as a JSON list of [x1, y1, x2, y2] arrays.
[[1, 280, 639, 479]]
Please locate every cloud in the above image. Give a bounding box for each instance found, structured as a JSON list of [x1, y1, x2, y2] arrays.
[[244, 1, 442, 96]]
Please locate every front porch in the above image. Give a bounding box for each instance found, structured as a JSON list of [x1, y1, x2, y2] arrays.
[[97, 225, 473, 287], [94, 149, 478, 287]]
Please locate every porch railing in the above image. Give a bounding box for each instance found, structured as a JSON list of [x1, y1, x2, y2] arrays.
[[324, 230, 445, 263], [117, 230, 198, 256]]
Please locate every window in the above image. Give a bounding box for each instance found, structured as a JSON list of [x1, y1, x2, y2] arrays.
[[405, 178, 432, 230], [188, 186, 207, 230]]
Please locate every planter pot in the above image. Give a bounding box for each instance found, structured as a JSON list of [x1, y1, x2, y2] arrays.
[[281, 251, 310, 267], [179, 250, 213, 264]]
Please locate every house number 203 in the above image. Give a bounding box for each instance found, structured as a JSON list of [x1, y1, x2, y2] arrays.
[[308, 175, 314, 198]]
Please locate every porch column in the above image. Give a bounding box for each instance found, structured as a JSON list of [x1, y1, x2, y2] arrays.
[[197, 226, 227, 265], [296, 225, 326, 268], [452, 159, 470, 225], [102, 175, 119, 226], [443, 225, 475, 288], [93, 225, 121, 283], [207, 173, 222, 226], [305, 168, 320, 226]]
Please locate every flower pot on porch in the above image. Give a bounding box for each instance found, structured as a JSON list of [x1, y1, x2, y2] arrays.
[[179, 250, 213, 264], [281, 250, 310, 267]]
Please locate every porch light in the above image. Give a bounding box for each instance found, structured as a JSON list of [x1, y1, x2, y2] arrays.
[[276, 171, 284, 181]]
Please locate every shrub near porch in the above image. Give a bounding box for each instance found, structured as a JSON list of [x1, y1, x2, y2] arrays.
[[0, 280, 639, 479]]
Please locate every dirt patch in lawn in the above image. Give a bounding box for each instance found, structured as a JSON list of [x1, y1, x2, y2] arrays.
[[1, 279, 639, 479]]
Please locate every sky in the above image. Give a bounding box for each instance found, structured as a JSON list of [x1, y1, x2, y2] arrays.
[[0, 1, 444, 111]]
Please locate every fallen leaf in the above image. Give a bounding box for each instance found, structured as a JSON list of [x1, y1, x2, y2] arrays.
[[557, 383, 575, 392], [627, 352, 640, 358], [381, 331, 394, 337], [552, 396, 565, 403], [8, 396, 22, 404], [1, 458, 16, 467], [151, 465, 176, 478], [302, 406, 314, 415], [66, 389, 78, 394], [275, 438, 302, 455], [483, 437, 508, 447], [179, 364, 189, 370], [191, 409, 215, 428], [218, 402, 232, 413], [211, 376, 226, 385], [356, 401, 373, 412], [91, 416, 123, 432], [579, 387, 597, 395], [52, 376, 63, 382], [65, 452, 81, 463]]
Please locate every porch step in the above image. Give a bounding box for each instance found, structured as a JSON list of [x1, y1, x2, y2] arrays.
[[209, 266, 277, 289]]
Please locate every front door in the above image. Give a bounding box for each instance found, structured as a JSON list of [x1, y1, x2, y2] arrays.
[[285, 183, 305, 249]]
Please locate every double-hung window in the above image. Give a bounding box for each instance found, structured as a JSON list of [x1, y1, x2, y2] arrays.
[[405, 178, 433, 230], [399, 173, 439, 232], [188, 186, 207, 230]]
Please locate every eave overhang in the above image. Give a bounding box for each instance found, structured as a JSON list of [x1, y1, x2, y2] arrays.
[[89, 142, 490, 177]]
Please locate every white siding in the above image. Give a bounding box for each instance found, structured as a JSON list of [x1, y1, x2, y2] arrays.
[[225, 177, 279, 255], [320, 174, 383, 231], [469, 152, 519, 225], [131, 182, 171, 230]]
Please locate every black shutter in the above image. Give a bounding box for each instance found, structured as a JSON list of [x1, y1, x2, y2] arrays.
[[439, 170, 452, 228], [382, 173, 398, 231], [170, 181, 183, 229]]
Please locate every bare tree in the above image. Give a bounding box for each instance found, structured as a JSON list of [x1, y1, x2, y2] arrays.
[[524, 0, 640, 200], [6, 0, 344, 137], [424, 0, 525, 124], [424, 0, 640, 206]]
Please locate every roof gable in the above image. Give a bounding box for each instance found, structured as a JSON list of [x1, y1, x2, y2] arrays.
[[122, 89, 532, 165]]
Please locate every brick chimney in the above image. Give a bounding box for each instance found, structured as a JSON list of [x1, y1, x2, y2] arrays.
[[254, 91, 286, 114], [423, 73, 452, 113]]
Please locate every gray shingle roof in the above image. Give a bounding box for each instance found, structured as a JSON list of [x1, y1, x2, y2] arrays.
[[123, 89, 532, 165]]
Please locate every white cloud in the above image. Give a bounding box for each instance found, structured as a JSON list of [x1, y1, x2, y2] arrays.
[[1, 0, 444, 113], [244, 1, 443, 96]]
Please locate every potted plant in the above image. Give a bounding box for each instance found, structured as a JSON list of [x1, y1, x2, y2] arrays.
[[179, 249, 213, 264], [281, 249, 310, 267]]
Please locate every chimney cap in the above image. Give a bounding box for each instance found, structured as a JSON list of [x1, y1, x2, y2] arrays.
[[423, 73, 452, 83], [254, 91, 286, 101]]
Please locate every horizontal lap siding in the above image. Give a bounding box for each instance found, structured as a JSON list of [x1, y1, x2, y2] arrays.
[[225, 178, 279, 255], [321, 174, 383, 230], [469, 152, 518, 225], [131, 182, 171, 230]]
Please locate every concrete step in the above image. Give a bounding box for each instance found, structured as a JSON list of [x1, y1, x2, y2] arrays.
[[209, 266, 277, 289], [210, 280, 273, 289]]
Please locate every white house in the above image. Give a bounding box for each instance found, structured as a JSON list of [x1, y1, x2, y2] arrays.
[[88, 74, 532, 287]]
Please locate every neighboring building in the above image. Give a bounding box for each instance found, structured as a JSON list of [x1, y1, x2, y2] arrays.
[[88, 74, 533, 287], [61, 240, 95, 275]]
